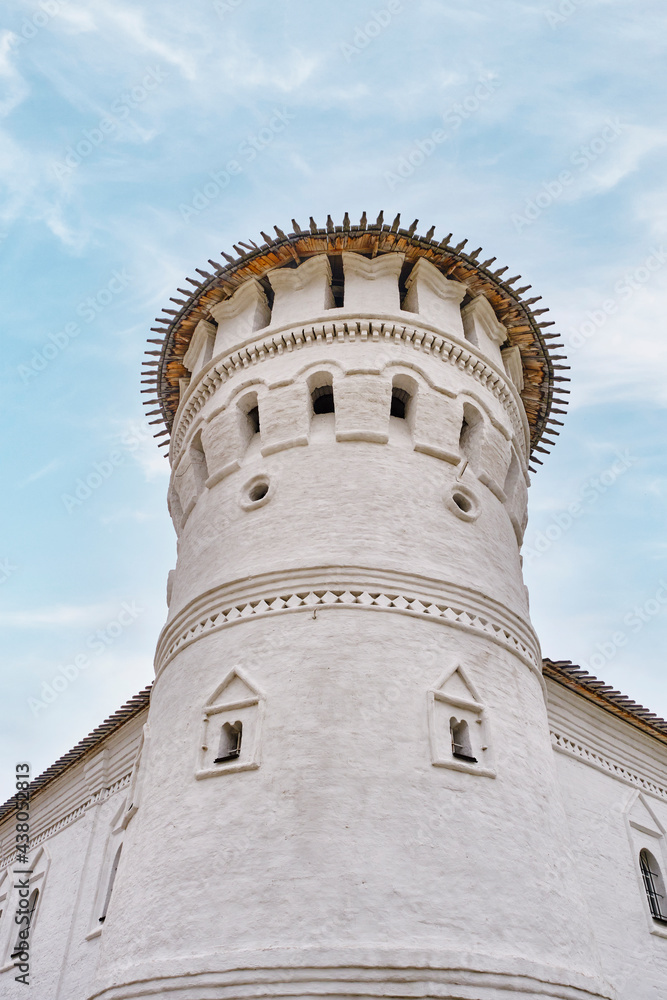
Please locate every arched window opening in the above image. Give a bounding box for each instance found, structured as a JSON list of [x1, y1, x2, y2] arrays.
[[12, 888, 39, 959], [390, 387, 410, 420], [459, 404, 483, 471], [312, 384, 335, 415], [215, 721, 243, 763], [190, 432, 209, 492], [640, 849, 667, 922], [450, 718, 477, 763], [99, 845, 122, 924], [238, 392, 261, 452], [247, 405, 260, 434], [168, 487, 184, 529], [503, 451, 520, 500]]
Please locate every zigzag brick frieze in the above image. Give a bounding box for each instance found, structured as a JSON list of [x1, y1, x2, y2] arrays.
[[0, 773, 132, 873], [551, 731, 667, 801], [156, 586, 540, 677]]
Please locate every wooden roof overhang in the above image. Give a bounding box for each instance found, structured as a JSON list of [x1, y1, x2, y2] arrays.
[[141, 212, 569, 470], [0, 687, 152, 825], [543, 659, 667, 748]]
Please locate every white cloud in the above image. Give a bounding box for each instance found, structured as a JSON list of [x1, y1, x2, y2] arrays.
[[0, 31, 29, 118], [56, 5, 98, 33], [93, 0, 197, 80], [576, 124, 667, 198], [108, 417, 171, 483], [99, 508, 153, 525], [0, 603, 118, 628], [17, 459, 60, 488]]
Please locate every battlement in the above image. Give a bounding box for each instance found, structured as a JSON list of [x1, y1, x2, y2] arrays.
[[143, 215, 568, 472]]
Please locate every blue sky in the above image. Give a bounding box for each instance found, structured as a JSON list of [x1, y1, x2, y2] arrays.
[[1, 0, 667, 802]]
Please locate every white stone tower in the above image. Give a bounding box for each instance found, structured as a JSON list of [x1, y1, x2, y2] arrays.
[[90, 214, 614, 1000]]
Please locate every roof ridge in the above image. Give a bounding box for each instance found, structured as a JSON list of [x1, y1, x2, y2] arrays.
[[543, 658, 667, 740], [0, 686, 152, 822]]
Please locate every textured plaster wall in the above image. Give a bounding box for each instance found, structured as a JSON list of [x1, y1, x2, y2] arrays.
[[0, 716, 145, 1000], [547, 679, 667, 1000], [95, 615, 601, 981], [8, 254, 665, 999], [88, 255, 615, 1000]]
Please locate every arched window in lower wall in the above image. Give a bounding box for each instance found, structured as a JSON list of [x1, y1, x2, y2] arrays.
[[99, 845, 123, 924], [450, 718, 477, 763], [12, 889, 38, 962], [640, 849, 667, 923], [215, 721, 243, 763]]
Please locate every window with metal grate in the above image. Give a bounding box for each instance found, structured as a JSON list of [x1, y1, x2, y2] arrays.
[[640, 849, 667, 923]]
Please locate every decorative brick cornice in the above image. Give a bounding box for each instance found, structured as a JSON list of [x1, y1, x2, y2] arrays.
[[551, 731, 667, 802], [155, 584, 541, 678], [0, 773, 133, 873], [170, 315, 529, 462], [145, 216, 569, 470]]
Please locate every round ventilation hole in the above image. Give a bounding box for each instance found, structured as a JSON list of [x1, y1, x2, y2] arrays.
[[452, 492, 471, 513], [445, 484, 479, 522], [240, 476, 272, 510], [249, 482, 268, 502]]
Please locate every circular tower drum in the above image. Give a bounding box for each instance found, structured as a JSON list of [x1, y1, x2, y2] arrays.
[[90, 216, 613, 1000]]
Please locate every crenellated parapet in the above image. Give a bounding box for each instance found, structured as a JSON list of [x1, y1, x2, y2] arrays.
[[165, 251, 530, 556], [142, 215, 569, 471], [84, 215, 614, 1000]]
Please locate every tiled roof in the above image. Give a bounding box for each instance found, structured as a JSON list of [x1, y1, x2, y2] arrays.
[[544, 659, 667, 744], [144, 212, 568, 468], [0, 686, 152, 822]]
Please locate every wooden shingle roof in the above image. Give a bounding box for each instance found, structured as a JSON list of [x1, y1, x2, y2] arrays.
[[142, 212, 569, 471]]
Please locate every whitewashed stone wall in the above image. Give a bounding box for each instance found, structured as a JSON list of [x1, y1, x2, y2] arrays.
[[0, 709, 146, 999], [89, 253, 608, 1000], [2, 252, 664, 999], [546, 680, 667, 999], [2, 683, 666, 998]]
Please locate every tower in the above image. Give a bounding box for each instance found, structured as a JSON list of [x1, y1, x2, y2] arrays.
[[90, 215, 614, 1000]]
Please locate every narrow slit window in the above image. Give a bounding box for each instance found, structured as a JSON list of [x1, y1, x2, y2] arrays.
[[238, 394, 261, 453], [450, 718, 477, 763], [247, 405, 260, 434], [640, 849, 667, 923], [215, 721, 243, 763], [13, 888, 38, 957], [459, 404, 483, 470], [390, 387, 410, 419], [168, 487, 184, 528], [99, 845, 122, 924], [190, 432, 209, 492], [503, 451, 520, 501], [312, 384, 335, 415]]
